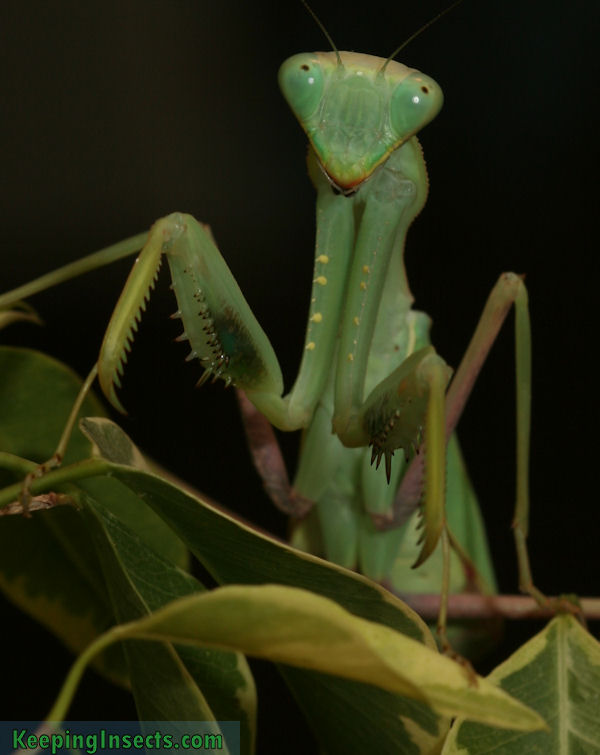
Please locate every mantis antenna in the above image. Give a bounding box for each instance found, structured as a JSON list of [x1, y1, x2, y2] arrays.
[[300, 0, 342, 66], [380, 0, 466, 73]]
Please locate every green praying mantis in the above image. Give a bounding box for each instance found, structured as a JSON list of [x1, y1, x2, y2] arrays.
[[0, 3, 555, 646]]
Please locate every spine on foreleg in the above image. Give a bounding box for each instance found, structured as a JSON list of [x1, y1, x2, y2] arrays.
[[165, 213, 284, 396]]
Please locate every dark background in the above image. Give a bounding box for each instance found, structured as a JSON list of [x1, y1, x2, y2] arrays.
[[1, 0, 598, 748]]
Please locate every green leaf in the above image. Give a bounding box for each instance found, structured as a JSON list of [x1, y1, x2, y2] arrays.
[[0, 503, 127, 683], [84, 421, 429, 639], [442, 614, 600, 753], [0, 347, 125, 681], [80, 419, 452, 752], [1, 348, 449, 750], [100, 478, 447, 751], [0, 350, 544, 752], [80, 416, 152, 469], [0, 347, 104, 465], [278, 667, 445, 755], [75, 420, 544, 753], [81, 499, 255, 754], [0, 346, 187, 682]]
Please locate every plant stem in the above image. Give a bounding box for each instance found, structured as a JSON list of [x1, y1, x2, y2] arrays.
[[398, 593, 600, 621]]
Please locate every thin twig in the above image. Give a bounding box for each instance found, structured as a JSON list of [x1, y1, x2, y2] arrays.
[[398, 593, 600, 621]]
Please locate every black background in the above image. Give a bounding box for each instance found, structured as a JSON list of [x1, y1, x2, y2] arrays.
[[1, 0, 598, 749]]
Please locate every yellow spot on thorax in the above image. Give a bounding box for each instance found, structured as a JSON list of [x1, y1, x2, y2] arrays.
[[316, 254, 329, 264], [362, 265, 370, 274], [347, 353, 354, 362], [353, 316, 360, 326], [360, 281, 367, 291], [311, 312, 323, 323], [315, 276, 327, 286], [306, 342, 316, 351]]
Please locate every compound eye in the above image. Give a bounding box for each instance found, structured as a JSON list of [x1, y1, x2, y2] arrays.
[[389, 72, 443, 139], [278, 53, 324, 121]]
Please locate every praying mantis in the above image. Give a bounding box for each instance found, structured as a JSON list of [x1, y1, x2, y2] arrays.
[[0, 0, 533, 638], [1, 1, 596, 656]]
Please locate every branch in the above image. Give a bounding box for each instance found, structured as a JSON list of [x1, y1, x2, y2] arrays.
[[398, 593, 600, 621]]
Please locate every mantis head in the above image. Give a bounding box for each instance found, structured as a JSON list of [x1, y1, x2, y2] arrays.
[[278, 51, 443, 193]]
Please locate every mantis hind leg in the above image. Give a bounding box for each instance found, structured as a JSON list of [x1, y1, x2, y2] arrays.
[[393, 274, 545, 615], [237, 386, 362, 570], [236, 390, 313, 518]]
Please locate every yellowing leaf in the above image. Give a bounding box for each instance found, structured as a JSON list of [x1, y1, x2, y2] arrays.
[[61, 584, 545, 733], [443, 614, 600, 753]]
